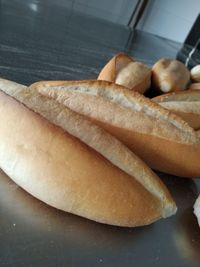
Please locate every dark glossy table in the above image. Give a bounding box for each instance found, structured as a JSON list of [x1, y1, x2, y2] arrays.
[[0, 1, 200, 267]]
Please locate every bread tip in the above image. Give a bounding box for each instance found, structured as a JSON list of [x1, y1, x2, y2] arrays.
[[162, 201, 177, 218]]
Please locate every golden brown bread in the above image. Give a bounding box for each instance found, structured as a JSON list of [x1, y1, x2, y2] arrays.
[[31, 79, 200, 178], [153, 90, 200, 130], [152, 58, 190, 93], [0, 78, 177, 227], [194, 195, 200, 227], [98, 53, 151, 94]]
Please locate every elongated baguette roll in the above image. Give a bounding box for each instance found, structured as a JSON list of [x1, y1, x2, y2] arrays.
[[32, 80, 200, 178], [98, 53, 151, 94], [152, 58, 190, 93], [153, 90, 200, 130], [194, 195, 200, 227], [0, 78, 177, 227]]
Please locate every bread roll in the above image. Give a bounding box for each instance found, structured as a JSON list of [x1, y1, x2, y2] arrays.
[[191, 65, 200, 82], [0, 78, 176, 227], [194, 195, 200, 227], [153, 90, 200, 130], [152, 58, 190, 93], [98, 53, 151, 94], [31, 80, 200, 178]]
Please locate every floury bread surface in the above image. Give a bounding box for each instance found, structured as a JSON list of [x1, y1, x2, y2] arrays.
[[98, 53, 151, 94], [153, 90, 200, 130], [0, 78, 177, 227], [32, 80, 200, 177], [152, 58, 190, 93]]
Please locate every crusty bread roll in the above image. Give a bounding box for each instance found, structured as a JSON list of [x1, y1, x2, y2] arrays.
[[98, 53, 151, 94], [194, 195, 200, 227], [31, 80, 200, 178], [152, 58, 190, 93], [191, 65, 200, 82], [0, 78, 177, 227], [153, 90, 200, 130]]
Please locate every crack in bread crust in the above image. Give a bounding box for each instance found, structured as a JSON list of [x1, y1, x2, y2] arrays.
[[32, 80, 200, 145], [0, 78, 177, 218]]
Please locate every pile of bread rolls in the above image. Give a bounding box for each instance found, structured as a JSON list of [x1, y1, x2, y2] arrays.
[[0, 52, 199, 228], [98, 52, 200, 227]]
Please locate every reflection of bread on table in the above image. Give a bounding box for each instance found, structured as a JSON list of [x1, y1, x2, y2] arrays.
[[173, 207, 200, 263]]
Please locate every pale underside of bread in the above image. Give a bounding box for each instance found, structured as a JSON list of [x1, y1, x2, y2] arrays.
[[194, 195, 200, 227], [0, 78, 177, 226], [31, 80, 200, 177]]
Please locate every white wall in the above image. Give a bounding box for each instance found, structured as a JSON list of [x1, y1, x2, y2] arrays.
[[72, 0, 138, 25], [137, 0, 200, 43]]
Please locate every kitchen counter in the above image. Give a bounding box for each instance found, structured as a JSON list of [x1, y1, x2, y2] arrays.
[[0, 1, 200, 267]]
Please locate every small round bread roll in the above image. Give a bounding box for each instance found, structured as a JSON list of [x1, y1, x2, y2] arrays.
[[191, 65, 200, 82], [98, 53, 151, 94], [152, 58, 190, 93], [194, 195, 200, 227], [115, 61, 151, 94]]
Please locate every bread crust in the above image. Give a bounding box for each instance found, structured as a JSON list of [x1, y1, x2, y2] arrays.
[[153, 90, 200, 129], [98, 53, 133, 82], [152, 58, 190, 93], [0, 78, 177, 226], [98, 53, 151, 94], [31, 79, 200, 177]]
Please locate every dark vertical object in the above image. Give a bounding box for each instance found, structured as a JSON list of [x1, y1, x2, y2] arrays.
[[128, 0, 149, 28], [177, 13, 200, 68], [184, 14, 200, 47]]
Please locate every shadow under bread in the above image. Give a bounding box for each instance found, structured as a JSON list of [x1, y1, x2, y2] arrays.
[[156, 171, 200, 262], [173, 207, 200, 263], [156, 171, 198, 205]]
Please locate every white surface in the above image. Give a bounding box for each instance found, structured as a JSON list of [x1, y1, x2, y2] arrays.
[[137, 0, 200, 42], [72, 0, 138, 24]]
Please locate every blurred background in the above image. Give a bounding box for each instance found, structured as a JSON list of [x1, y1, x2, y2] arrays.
[[0, 0, 200, 81], [65, 0, 199, 43]]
